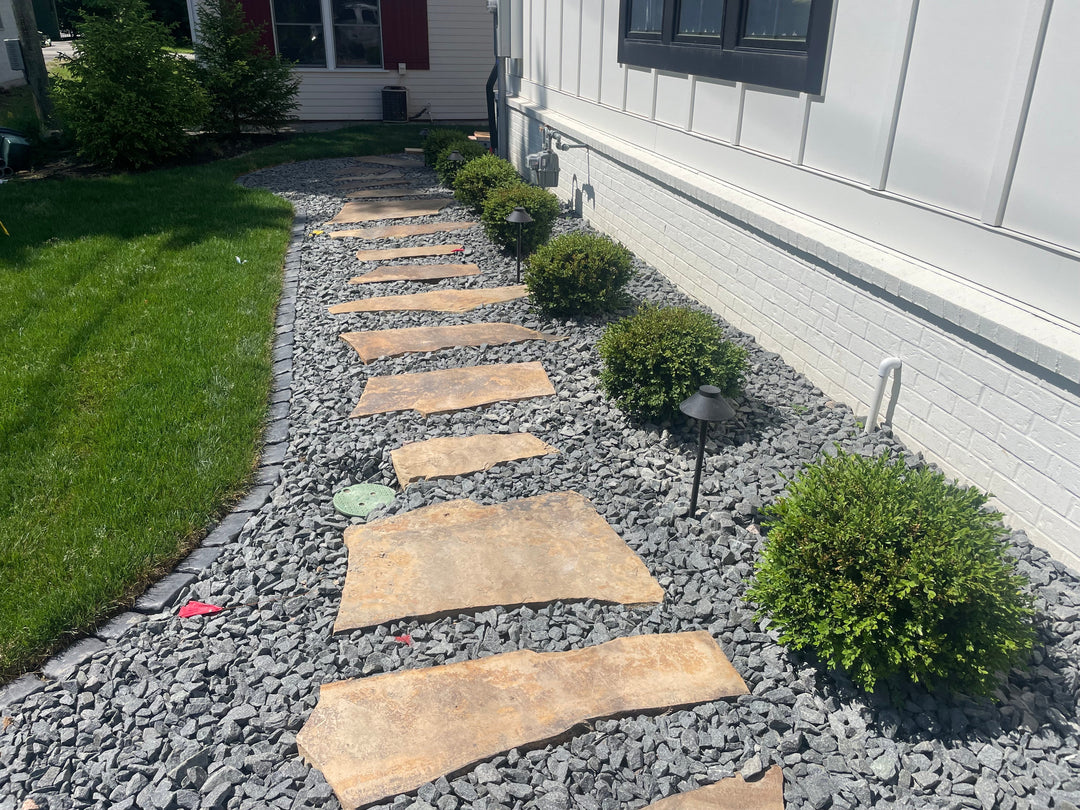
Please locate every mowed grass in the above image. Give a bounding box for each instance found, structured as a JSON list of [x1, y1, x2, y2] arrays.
[[0, 124, 426, 680]]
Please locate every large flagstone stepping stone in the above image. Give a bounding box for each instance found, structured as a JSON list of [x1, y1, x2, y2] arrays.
[[350, 361, 554, 417], [336, 178, 414, 192], [334, 490, 663, 632], [354, 244, 463, 262], [390, 432, 560, 487], [346, 187, 434, 200], [341, 323, 562, 363], [357, 155, 423, 168], [328, 198, 454, 225], [296, 631, 748, 809], [329, 285, 527, 314], [330, 221, 477, 240], [348, 263, 480, 285], [645, 767, 784, 809], [335, 168, 403, 180]]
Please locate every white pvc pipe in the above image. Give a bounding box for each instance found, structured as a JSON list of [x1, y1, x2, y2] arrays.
[[864, 357, 903, 435]]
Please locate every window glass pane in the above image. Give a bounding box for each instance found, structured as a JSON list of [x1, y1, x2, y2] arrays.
[[333, 0, 380, 66], [678, 0, 724, 36], [273, 0, 321, 25], [629, 0, 664, 33], [276, 24, 327, 66], [742, 0, 810, 42]]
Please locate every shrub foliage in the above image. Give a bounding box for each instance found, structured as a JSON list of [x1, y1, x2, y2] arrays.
[[525, 231, 634, 316], [598, 304, 747, 419], [422, 127, 469, 166], [192, 0, 300, 136], [453, 154, 520, 213], [748, 449, 1035, 694], [434, 139, 487, 186], [481, 183, 561, 254], [52, 0, 208, 168]]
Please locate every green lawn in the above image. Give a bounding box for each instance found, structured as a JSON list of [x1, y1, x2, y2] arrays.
[[0, 124, 426, 680]]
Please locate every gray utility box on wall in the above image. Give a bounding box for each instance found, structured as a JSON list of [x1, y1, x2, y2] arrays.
[[527, 149, 559, 187], [381, 86, 408, 122]]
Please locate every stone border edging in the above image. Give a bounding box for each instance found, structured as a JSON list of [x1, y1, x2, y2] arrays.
[[0, 211, 308, 710]]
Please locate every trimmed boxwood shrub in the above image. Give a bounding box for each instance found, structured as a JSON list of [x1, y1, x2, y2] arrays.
[[748, 449, 1035, 695], [453, 154, 521, 213], [422, 127, 469, 166], [525, 231, 634, 316], [434, 140, 487, 187], [481, 184, 561, 254], [597, 303, 747, 420]]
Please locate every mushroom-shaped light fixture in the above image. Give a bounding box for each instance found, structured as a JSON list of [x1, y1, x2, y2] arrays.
[[505, 206, 534, 282], [679, 385, 735, 517]]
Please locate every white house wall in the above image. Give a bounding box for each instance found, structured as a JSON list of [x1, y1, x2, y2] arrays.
[[505, 0, 1080, 568], [0, 0, 25, 88]]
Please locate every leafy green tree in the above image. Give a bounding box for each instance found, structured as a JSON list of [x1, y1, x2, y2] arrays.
[[51, 0, 207, 168], [193, 0, 299, 137]]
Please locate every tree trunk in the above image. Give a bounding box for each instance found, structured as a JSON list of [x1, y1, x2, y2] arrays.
[[11, 0, 53, 129]]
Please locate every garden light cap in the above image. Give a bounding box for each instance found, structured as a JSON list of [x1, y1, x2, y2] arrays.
[[679, 385, 735, 423]]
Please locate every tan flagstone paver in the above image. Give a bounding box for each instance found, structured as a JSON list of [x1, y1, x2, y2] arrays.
[[346, 187, 433, 200], [354, 244, 463, 262], [334, 168, 402, 180], [328, 285, 527, 314], [357, 155, 424, 168], [327, 198, 454, 225], [390, 432, 560, 487], [341, 323, 562, 363], [350, 361, 553, 417], [296, 632, 748, 809], [334, 490, 663, 632], [348, 263, 480, 285], [329, 221, 477, 240], [644, 767, 784, 810], [335, 178, 414, 192]]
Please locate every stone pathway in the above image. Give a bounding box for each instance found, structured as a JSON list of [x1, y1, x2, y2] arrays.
[[327, 285, 528, 314], [390, 433, 559, 488], [349, 263, 481, 285], [328, 198, 454, 225], [353, 244, 464, 261], [331, 221, 477, 240], [340, 323, 562, 363]]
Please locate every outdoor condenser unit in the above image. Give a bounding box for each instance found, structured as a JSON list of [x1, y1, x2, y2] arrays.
[[527, 149, 559, 187], [381, 86, 408, 122]]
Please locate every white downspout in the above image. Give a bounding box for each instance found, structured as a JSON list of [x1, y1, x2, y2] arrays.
[[863, 357, 903, 435]]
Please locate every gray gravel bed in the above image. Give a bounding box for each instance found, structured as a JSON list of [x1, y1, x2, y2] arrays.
[[1, 156, 1078, 810]]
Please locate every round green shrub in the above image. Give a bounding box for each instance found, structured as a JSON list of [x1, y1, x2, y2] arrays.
[[524, 231, 634, 316], [422, 128, 469, 166], [481, 183, 561, 254], [434, 140, 487, 187], [747, 449, 1035, 695], [453, 154, 521, 213], [597, 304, 747, 419]]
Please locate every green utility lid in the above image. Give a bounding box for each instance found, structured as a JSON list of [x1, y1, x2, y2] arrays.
[[333, 483, 396, 517]]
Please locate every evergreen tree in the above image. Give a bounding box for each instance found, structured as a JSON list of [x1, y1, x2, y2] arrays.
[[193, 0, 300, 136]]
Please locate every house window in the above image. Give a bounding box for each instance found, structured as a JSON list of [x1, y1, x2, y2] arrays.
[[617, 0, 832, 94], [272, 0, 327, 66], [333, 0, 382, 67]]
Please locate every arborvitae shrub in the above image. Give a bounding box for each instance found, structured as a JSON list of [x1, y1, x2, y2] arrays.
[[434, 140, 487, 187], [192, 0, 299, 136], [748, 449, 1035, 695], [480, 183, 561, 254], [597, 304, 747, 420], [422, 128, 469, 166], [453, 154, 520, 213], [525, 231, 634, 316], [51, 0, 208, 168]]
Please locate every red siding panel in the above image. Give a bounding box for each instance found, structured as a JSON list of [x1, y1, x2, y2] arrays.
[[382, 0, 430, 70], [239, 0, 276, 54]]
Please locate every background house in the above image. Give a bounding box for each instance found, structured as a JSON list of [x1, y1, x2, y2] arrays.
[[0, 0, 27, 88], [495, 0, 1080, 569], [200, 0, 495, 120]]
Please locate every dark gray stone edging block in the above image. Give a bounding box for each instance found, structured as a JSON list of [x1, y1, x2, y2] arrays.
[[177, 545, 225, 574], [203, 511, 252, 547], [260, 441, 287, 467], [234, 484, 273, 514], [269, 400, 289, 422], [95, 611, 147, 642], [272, 344, 292, 364], [275, 370, 293, 391], [42, 638, 108, 681], [256, 464, 282, 487], [134, 572, 197, 614], [264, 418, 289, 445], [272, 358, 292, 376], [0, 674, 47, 709]]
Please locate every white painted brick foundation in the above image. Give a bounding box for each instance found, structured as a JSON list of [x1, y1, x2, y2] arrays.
[[507, 107, 1080, 571]]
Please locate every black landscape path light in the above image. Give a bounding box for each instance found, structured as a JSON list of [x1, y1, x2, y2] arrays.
[[680, 384, 735, 517], [505, 206, 533, 282], [447, 149, 465, 165]]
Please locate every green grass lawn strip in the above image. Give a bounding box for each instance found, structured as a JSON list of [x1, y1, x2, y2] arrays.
[[0, 124, 424, 680]]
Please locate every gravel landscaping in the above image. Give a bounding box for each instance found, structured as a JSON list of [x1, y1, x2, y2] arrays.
[[1, 156, 1079, 810]]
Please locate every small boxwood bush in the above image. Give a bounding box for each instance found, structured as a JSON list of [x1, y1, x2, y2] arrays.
[[454, 154, 521, 213], [597, 304, 747, 420], [422, 127, 469, 166], [747, 449, 1035, 695], [434, 140, 487, 187], [525, 231, 634, 316], [481, 183, 561, 254]]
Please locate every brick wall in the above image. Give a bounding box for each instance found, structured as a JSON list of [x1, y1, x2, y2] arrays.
[[508, 109, 1080, 572]]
